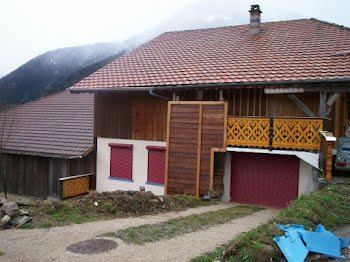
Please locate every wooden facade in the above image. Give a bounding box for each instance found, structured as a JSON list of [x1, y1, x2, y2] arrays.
[[94, 85, 348, 195], [0, 152, 94, 199], [95, 92, 167, 141]]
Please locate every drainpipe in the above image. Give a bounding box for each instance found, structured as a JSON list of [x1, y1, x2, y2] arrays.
[[149, 87, 170, 101]]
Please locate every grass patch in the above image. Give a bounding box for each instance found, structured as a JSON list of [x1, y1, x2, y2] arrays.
[[106, 206, 262, 245], [20, 191, 211, 229], [192, 184, 350, 262], [0, 251, 3, 256]]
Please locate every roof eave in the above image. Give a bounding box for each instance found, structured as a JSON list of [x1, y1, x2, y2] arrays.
[[0, 148, 94, 159], [67, 77, 350, 93], [68, 87, 150, 93]]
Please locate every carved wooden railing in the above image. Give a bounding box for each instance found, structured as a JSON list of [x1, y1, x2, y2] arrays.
[[227, 118, 270, 148], [227, 117, 323, 151], [59, 173, 94, 199]]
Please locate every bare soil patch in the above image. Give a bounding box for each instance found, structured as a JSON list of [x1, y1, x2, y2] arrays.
[[21, 190, 211, 228]]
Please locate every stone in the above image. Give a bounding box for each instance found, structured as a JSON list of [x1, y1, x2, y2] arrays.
[[0, 198, 7, 206], [0, 215, 11, 226], [2, 202, 19, 217], [16, 200, 30, 206], [9, 215, 31, 227], [18, 209, 29, 216], [0, 208, 4, 218]]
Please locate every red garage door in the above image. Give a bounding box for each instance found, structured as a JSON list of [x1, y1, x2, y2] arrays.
[[230, 152, 299, 208]]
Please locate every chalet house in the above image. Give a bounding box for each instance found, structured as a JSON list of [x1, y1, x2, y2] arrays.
[[69, 5, 349, 208], [0, 91, 95, 199]]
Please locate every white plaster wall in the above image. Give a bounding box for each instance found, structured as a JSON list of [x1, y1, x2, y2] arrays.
[[298, 159, 318, 196], [97, 138, 165, 195], [221, 152, 231, 202]]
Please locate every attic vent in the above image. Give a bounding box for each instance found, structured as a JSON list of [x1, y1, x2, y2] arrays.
[[249, 5, 262, 34]]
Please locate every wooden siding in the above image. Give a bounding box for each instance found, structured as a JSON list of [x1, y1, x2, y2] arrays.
[[0, 152, 94, 199], [165, 102, 227, 197], [95, 92, 167, 141], [176, 88, 319, 117]]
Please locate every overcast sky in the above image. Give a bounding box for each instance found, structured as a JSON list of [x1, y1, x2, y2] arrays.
[[0, 0, 349, 77]]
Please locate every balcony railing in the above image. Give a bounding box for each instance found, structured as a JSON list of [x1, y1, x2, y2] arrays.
[[227, 117, 323, 151]]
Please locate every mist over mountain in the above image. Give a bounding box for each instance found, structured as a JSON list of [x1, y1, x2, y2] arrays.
[[0, 43, 125, 105]]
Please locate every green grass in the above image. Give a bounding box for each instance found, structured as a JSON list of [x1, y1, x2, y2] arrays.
[[0, 251, 3, 256], [191, 184, 350, 262], [105, 206, 262, 245]]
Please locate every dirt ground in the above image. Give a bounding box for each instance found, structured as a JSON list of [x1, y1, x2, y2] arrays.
[[0, 204, 278, 262]]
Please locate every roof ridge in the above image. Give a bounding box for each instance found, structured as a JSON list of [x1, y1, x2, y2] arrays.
[[309, 17, 350, 31], [160, 18, 312, 35], [0, 90, 69, 114]]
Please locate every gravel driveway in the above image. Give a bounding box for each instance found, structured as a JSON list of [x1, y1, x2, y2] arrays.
[[0, 203, 278, 262]]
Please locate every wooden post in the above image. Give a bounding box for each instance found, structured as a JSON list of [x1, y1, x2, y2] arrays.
[[164, 102, 172, 195], [196, 104, 203, 198], [319, 90, 327, 118], [219, 89, 224, 101], [172, 92, 176, 101], [325, 141, 333, 182]]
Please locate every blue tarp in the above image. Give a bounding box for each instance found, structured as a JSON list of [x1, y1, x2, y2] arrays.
[[273, 231, 309, 262], [273, 224, 350, 262]]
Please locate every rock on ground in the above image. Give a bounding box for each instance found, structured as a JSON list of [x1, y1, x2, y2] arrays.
[[18, 209, 29, 216], [0, 215, 11, 226], [2, 202, 19, 217], [9, 215, 31, 227], [0, 198, 7, 206]]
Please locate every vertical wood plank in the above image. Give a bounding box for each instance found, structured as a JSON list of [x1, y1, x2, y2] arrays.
[[196, 104, 203, 198], [266, 94, 269, 117], [233, 89, 235, 115], [259, 88, 262, 116], [253, 88, 256, 116], [209, 148, 215, 191], [246, 88, 250, 116], [164, 102, 172, 195], [239, 89, 242, 116]]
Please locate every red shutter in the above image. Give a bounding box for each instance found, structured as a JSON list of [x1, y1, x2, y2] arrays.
[[147, 146, 166, 185], [230, 152, 299, 208], [109, 143, 133, 180]]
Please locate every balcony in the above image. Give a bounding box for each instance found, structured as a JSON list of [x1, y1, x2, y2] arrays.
[[227, 117, 323, 151]]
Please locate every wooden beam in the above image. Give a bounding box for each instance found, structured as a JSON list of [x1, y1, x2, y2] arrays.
[[327, 93, 341, 106], [326, 92, 340, 115], [318, 90, 327, 118], [288, 94, 316, 117], [196, 104, 203, 198]]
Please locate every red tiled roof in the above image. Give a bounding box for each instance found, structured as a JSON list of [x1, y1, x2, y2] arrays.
[[69, 19, 350, 91], [0, 91, 94, 158]]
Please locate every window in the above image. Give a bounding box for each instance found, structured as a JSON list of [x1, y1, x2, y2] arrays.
[[109, 143, 133, 181], [147, 146, 166, 185]]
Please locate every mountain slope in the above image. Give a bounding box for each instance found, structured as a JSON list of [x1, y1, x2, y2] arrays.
[[0, 43, 124, 105], [43, 51, 126, 96]]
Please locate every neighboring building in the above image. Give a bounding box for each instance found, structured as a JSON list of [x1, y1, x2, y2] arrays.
[[0, 91, 94, 199], [69, 5, 349, 208]]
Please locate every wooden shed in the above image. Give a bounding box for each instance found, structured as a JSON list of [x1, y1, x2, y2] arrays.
[[0, 91, 95, 199]]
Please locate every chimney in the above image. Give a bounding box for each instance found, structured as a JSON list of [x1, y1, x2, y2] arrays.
[[249, 5, 262, 34]]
